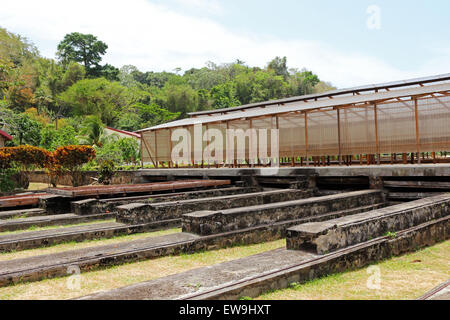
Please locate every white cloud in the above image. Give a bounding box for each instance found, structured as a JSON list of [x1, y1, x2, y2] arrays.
[[0, 0, 447, 88], [174, 0, 224, 15]]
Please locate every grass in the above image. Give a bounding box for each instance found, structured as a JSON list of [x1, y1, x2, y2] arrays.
[[257, 240, 450, 300], [0, 239, 285, 300], [0, 228, 181, 261], [0, 219, 116, 235], [27, 183, 68, 191]]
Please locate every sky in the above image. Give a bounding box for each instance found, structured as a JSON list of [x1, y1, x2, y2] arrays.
[[1, 0, 449, 88]]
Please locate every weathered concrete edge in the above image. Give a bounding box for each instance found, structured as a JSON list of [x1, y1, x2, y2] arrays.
[[0, 219, 180, 253], [0, 204, 382, 287], [187, 216, 449, 300], [0, 213, 113, 232]]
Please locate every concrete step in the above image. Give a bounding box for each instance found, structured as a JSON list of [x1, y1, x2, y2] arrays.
[[286, 193, 450, 254], [0, 213, 113, 232], [116, 189, 314, 225], [0, 208, 46, 220], [0, 202, 383, 287], [77, 216, 449, 300], [0, 219, 179, 253], [72, 186, 262, 215], [183, 190, 384, 236]]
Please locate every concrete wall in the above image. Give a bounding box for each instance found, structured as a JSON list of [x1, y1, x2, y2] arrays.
[[182, 190, 384, 236], [29, 171, 143, 186], [116, 189, 315, 225]]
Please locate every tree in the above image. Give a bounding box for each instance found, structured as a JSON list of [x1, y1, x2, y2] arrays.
[[56, 32, 108, 77], [79, 115, 106, 147], [58, 78, 129, 125], [210, 82, 240, 109], [40, 124, 78, 150], [7, 113, 42, 146], [267, 56, 288, 79], [133, 102, 179, 129]]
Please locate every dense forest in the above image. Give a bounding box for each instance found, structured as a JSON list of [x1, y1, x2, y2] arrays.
[[0, 27, 335, 166]]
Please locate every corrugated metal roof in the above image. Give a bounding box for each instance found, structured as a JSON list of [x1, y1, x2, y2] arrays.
[[137, 79, 450, 132], [188, 73, 450, 117]]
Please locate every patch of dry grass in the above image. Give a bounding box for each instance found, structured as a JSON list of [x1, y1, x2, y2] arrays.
[[0, 228, 181, 261], [27, 183, 68, 191], [0, 239, 285, 300], [257, 240, 450, 300]]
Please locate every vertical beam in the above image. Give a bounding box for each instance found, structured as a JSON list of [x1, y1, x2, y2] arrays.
[[337, 108, 342, 165], [139, 132, 143, 168], [414, 97, 421, 164], [304, 112, 309, 166], [154, 130, 158, 169], [374, 104, 380, 165], [275, 116, 279, 167], [169, 128, 173, 168]]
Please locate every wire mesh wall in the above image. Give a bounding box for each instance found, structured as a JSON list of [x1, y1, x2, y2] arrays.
[[140, 92, 450, 167]]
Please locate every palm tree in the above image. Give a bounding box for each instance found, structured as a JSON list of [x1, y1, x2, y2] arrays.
[[79, 115, 106, 147]]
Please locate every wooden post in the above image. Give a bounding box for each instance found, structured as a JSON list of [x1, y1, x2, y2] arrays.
[[275, 116, 279, 168], [154, 130, 158, 169], [337, 108, 342, 165], [304, 112, 309, 166], [414, 98, 421, 164], [168, 129, 173, 168], [140, 132, 144, 168], [374, 104, 380, 165]]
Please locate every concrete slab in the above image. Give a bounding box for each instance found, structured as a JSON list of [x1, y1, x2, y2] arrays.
[[183, 190, 383, 236], [73, 187, 261, 215], [117, 189, 314, 225], [137, 164, 450, 178], [286, 193, 450, 254], [0, 219, 179, 253], [78, 216, 449, 300], [0, 203, 384, 287], [0, 213, 112, 232], [0, 208, 46, 220]]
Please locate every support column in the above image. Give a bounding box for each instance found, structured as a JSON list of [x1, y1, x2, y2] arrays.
[[374, 104, 380, 165], [337, 108, 342, 165], [414, 98, 421, 164]]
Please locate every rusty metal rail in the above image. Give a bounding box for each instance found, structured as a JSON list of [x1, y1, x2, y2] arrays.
[[0, 194, 49, 208], [47, 180, 231, 198]]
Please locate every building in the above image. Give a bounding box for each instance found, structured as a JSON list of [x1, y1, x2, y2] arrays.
[[0, 129, 12, 148], [137, 73, 450, 168], [104, 127, 141, 142]]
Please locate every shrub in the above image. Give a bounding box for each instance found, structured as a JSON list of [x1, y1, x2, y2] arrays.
[[0, 150, 17, 192], [0, 145, 51, 189], [52, 145, 96, 186], [98, 160, 116, 185]]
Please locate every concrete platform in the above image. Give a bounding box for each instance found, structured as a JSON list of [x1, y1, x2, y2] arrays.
[[137, 164, 450, 178], [0, 203, 383, 286], [0, 219, 179, 252], [183, 190, 383, 236], [0, 208, 46, 220], [0, 213, 112, 232], [73, 186, 260, 215], [78, 216, 449, 300], [286, 193, 450, 254], [116, 189, 314, 225]]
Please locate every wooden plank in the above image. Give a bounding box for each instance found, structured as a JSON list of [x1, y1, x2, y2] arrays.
[[47, 180, 231, 198], [0, 194, 49, 208]]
